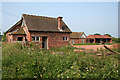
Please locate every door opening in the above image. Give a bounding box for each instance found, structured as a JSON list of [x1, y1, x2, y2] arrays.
[[82, 39, 84, 43], [42, 37, 47, 49]]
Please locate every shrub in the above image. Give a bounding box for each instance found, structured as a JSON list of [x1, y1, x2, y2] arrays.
[[2, 33, 6, 42], [2, 43, 119, 78]]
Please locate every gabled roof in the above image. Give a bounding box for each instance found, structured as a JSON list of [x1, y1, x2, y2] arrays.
[[70, 32, 86, 38], [10, 28, 26, 35], [22, 14, 71, 32], [5, 20, 22, 33], [87, 35, 111, 39], [5, 14, 71, 33]]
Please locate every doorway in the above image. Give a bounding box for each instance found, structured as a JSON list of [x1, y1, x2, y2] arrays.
[[42, 37, 48, 49], [82, 39, 84, 43]]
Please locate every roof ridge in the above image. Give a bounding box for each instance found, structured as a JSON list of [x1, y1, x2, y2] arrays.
[[22, 14, 56, 19], [73, 32, 83, 33]]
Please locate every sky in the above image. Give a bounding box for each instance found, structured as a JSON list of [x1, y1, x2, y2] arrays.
[[1, 2, 118, 37]]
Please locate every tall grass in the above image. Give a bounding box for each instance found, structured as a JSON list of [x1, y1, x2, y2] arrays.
[[2, 43, 119, 78]]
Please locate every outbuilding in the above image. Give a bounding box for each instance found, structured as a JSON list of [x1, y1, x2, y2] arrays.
[[87, 35, 112, 43], [70, 32, 87, 44]]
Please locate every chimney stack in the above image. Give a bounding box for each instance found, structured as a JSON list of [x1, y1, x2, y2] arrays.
[[57, 16, 63, 31]]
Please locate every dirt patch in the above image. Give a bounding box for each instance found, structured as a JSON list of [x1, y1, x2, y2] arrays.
[[73, 45, 113, 51]]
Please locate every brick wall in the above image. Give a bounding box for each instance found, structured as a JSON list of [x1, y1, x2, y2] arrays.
[[6, 24, 71, 49], [6, 32, 10, 42], [30, 32, 70, 49], [12, 35, 26, 41], [6, 32, 13, 43], [79, 38, 86, 43], [70, 38, 87, 44], [70, 38, 79, 44], [23, 26, 31, 41]]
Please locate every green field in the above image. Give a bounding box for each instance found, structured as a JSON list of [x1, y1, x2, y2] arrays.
[[2, 43, 120, 78]]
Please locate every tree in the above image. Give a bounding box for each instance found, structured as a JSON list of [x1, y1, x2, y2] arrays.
[[112, 37, 116, 42], [115, 38, 120, 43], [112, 37, 120, 43], [94, 33, 101, 35], [104, 34, 112, 37]]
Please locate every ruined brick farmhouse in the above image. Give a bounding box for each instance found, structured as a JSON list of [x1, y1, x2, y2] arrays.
[[5, 14, 72, 49]]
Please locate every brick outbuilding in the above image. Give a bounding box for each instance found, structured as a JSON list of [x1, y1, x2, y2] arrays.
[[70, 32, 87, 44], [5, 14, 72, 49], [87, 35, 112, 43]]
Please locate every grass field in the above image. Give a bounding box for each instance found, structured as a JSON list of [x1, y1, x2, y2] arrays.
[[2, 42, 120, 78]]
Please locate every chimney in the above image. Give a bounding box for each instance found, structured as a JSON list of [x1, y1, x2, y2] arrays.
[[57, 16, 63, 31]]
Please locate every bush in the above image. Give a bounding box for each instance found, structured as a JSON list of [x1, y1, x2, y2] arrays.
[[112, 37, 120, 43], [2, 43, 119, 78], [2, 33, 6, 42]]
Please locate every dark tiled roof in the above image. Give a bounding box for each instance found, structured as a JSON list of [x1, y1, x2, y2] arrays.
[[22, 14, 71, 32], [70, 32, 84, 38], [10, 28, 26, 35], [87, 35, 111, 39], [5, 20, 22, 33]]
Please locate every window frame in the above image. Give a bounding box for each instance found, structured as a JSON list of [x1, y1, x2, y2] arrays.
[[32, 36, 35, 41], [32, 36, 40, 42], [36, 37, 39, 41], [63, 37, 68, 41], [72, 40, 74, 44]]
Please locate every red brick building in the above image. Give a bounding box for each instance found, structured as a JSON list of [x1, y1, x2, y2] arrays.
[[5, 14, 72, 49], [70, 32, 87, 44], [87, 35, 112, 43]]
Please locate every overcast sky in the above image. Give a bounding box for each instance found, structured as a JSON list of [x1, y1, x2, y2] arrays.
[[1, 2, 118, 37]]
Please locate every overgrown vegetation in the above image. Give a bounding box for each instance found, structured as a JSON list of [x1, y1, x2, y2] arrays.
[[2, 43, 119, 78], [112, 37, 120, 43], [2, 33, 6, 42]]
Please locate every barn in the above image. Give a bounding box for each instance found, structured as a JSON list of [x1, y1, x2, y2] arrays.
[[5, 14, 72, 49]]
